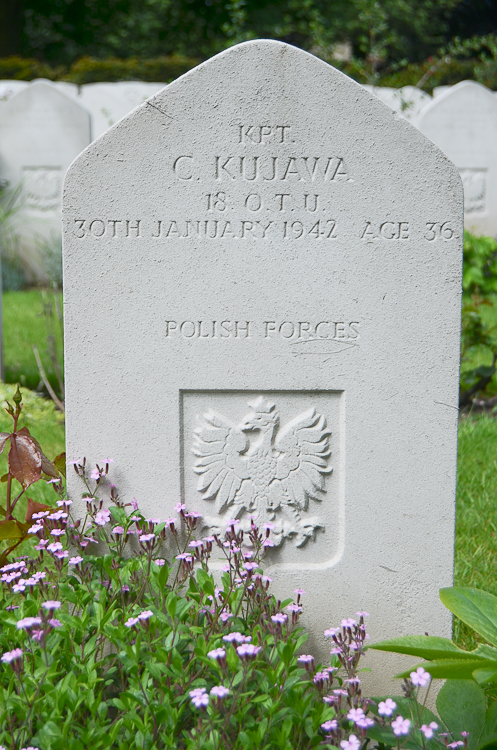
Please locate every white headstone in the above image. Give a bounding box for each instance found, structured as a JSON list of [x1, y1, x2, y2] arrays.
[[416, 80, 497, 236], [63, 40, 462, 693], [112, 82, 167, 110], [365, 85, 431, 120], [432, 85, 452, 98], [0, 80, 90, 280], [0, 80, 29, 100], [51, 81, 80, 99], [78, 83, 137, 139]]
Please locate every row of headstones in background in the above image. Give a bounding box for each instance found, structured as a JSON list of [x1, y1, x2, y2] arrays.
[[0, 80, 166, 280], [0, 79, 167, 138], [0, 76, 495, 282]]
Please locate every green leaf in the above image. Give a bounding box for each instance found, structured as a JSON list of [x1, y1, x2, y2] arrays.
[[473, 668, 497, 684], [437, 680, 486, 749], [0, 519, 25, 540], [370, 634, 475, 660], [483, 699, 497, 739], [440, 587, 497, 648], [476, 734, 497, 750], [371, 695, 443, 730], [196, 567, 215, 596], [396, 658, 497, 680]]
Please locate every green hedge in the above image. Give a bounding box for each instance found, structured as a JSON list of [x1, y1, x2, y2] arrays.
[[331, 56, 495, 92], [0, 54, 201, 84], [64, 54, 201, 84], [0, 52, 496, 91]]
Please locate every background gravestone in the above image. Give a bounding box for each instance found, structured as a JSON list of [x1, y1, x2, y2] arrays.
[[112, 82, 167, 111], [364, 85, 431, 120], [0, 80, 90, 281], [63, 40, 463, 692], [78, 83, 141, 139], [416, 80, 497, 236]]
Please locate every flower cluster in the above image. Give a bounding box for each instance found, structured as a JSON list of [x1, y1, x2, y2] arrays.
[[0, 457, 472, 749]]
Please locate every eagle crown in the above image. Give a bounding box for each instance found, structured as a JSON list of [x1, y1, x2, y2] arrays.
[[242, 397, 279, 431]]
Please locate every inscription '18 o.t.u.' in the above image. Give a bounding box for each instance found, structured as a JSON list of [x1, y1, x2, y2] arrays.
[[192, 397, 332, 547]]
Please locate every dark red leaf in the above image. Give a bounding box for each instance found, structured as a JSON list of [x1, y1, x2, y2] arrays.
[[8, 433, 42, 488], [17, 427, 58, 478], [25, 498, 53, 522]]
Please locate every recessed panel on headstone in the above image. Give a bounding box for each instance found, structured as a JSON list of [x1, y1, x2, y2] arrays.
[[0, 80, 90, 280], [416, 80, 497, 235], [63, 41, 463, 692]]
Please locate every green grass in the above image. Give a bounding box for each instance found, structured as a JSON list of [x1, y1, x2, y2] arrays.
[[455, 415, 497, 649], [3, 289, 63, 394], [1, 290, 497, 652]]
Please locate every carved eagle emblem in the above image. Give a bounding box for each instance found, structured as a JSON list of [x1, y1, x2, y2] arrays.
[[192, 397, 332, 546]]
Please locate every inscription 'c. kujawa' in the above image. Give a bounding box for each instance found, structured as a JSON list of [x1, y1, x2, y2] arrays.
[[164, 320, 360, 340], [172, 155, 350, 182]]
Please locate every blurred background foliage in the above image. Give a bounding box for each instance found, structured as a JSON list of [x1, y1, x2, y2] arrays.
[[0, 0, 496, 88]]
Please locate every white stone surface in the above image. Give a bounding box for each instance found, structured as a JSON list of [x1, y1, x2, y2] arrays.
[[112, 82, 166, 110], [78, 83, 131, 139], [63, 40, 462, 693], [51, 81, 80, 99], [416, 80, 497, 236], [0, 80, 29, 100], [364, 85, 431, 120], [432, 85, 452, 98], [78, 83, 163, 139], [0, 80, 90, 280]]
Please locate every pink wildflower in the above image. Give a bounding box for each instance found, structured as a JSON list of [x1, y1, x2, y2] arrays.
[[340, 735, 360, 750], [410, 666, 430, 687], [378, 698, 396, 716], [420, 722, 438, 739], [236, 643, 261, 660], [392, 716, 411, 736], [94, 509, 111, 526]]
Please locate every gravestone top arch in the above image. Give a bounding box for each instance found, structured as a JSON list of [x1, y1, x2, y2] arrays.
[[63, 40, 463, 692]]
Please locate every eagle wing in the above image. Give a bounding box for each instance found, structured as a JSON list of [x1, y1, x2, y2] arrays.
[[275, 408, 332, 511], [193, 410, 250, 513]]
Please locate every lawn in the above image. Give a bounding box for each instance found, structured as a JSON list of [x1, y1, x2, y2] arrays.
[[1, 290, 497, 651], [455, 416, 497, 649], [3, 288, 64, 394]]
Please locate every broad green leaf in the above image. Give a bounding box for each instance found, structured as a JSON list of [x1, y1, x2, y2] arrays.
[[370, 635, 475, 660], [476, 734, 497, 750], [474, 644, 497, 660], [436, 680, 485, 750], [396, 658, 497, 680], [440, 588, 497, 648], [367, 725, 423, 750], [473, 668, 497, 684], [0, 519, 25, 540], [483, 700, 497, 739], [371, 695, 443, 730]]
